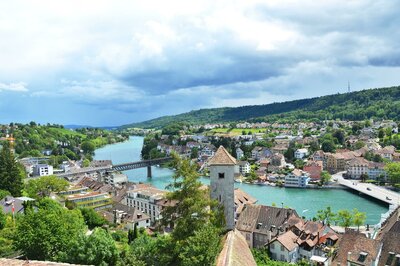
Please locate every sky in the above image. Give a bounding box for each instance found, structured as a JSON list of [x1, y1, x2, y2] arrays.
[[1, 0, 400, 126]]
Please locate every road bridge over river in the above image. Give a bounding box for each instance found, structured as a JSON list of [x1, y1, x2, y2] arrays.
[[56, 157, 172, 179], [333, 172, 400, 206]]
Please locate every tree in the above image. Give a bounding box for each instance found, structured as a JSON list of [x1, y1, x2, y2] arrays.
[[284, 143, 295, 162], [321, 139, 336, 153], [190, 147, 199, 159], [309, 141, 320, 153], [60, 228, 119, 266], [294, 159, 305, 170], [81, 141, 95, 155], [360, 173, 369, 183], [117, 245, 146, 266], [25, 175, 69, 199], [336, 209, 353, 227], [130, 234, 176, 266], [354, 140, 366, 150], [378, 128, 385, 139], [352, 209, 366, 231], [332, 130, 345, 145], [80, 208, 108, 230], [385, 162, 400, 184], [178, 226, 222, 266], [0, 208, 5, 230], [128, 229, 134, 244], [320, 171, 331, 185], [13, 199, 86, 261], [0, 189, 10, 200], [316, 206, 335, 225], [82, 159, 90, 167], [0, 142, 24, 196], [133, 223, 138, 240], [161, 153, 224, 242]]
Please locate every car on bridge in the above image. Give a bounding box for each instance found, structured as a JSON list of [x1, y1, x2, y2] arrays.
[[386, 196, 392, 201], [366, 187, 371, 191]]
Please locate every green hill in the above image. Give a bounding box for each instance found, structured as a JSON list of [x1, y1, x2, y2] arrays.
[[121, 86, 400, 129]]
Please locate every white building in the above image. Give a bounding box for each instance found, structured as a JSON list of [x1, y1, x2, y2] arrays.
[[236, 148, 244, 160], [124, 185, 172, 222], [346, 157, 369, 179], [33, 164, 53, 176], [238, 161, 251, 175], [208, 146, 236, 230], [368, 162, 387, 180], [269, 231, 299, 263], [285, 169, 310, 188], [104, 172, 128, 186], [294, 148, 309, 159]]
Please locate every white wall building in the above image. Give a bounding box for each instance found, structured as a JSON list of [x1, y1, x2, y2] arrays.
[[33, 164, 53, 177], [294, 148, 309, 159], [238, 161, 251, 175], [104, 172, 128, 186], [124, 185, 167, 222], [269, 231, 299, 263], [236, 148, 244, 160], [285, 169, 310, 188]]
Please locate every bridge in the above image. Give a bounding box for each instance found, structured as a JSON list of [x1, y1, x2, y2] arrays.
[[334, 172, 400, 206], [56, 157, 172, 179]]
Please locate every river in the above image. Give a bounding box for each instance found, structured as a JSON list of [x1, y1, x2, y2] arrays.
[[94, 136, 388, 224]]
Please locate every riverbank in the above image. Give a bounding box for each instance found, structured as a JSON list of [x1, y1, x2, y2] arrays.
[[94, 136, 389, 224]]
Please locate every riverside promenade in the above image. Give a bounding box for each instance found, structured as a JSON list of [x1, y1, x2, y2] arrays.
[[334, 172, 400, 206]]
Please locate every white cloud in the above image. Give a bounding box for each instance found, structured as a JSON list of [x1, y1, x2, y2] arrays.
[[0, 82, 28, 92], [0, 0, 400, 125]]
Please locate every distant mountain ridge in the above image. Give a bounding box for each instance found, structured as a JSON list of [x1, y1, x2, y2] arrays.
[[120, 86, 400, 129], [65, 125, 119, 130]]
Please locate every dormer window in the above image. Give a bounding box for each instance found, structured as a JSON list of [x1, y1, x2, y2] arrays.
[[218, 173, 225, 179], [357, 252, 368, 263]]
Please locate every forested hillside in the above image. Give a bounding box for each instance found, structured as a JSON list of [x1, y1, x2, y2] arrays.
[[122, 86, 400, 129], [0, 123, 129, 163]]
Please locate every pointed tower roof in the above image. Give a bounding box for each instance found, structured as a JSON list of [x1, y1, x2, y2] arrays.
[[208, 146, 237, 166]]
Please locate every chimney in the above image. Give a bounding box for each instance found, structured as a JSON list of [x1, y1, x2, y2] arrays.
[[347, 252, 352, 262]]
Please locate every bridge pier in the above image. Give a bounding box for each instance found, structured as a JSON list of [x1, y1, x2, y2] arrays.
[[147, 166, 152, 178]]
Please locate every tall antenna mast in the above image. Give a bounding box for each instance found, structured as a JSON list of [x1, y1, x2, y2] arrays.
[[348, 81, 351, 93]]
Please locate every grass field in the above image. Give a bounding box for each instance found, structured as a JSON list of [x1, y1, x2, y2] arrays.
[[207, 128, 267, 136]]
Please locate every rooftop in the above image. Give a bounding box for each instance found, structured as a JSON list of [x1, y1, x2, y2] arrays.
[[208, 146, 237, 166]]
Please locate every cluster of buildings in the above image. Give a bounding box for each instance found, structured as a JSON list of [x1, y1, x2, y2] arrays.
[[207, 146, 400, 265]]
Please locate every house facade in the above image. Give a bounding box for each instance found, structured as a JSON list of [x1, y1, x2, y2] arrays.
[[303, 161, 323, 180], [285, 169, 310, 188]]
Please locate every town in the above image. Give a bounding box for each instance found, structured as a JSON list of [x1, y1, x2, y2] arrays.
[[1, 1, 400, 265], [1, 117, 399, 265]]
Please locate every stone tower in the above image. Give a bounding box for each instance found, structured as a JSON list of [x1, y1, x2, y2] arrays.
[[208, 146, 236, 230]]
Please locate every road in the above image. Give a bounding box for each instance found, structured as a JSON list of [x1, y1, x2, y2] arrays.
[[333, 171, 400, 206]]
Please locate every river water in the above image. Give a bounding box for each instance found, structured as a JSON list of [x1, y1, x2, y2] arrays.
[[94, 136, 388, 224]]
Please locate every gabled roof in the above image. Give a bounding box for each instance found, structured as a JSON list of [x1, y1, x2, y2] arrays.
[[208, 146, 237, 166], [332, 230, 381, 266], [216, 229, 257, 266], [273, 230, 298, 251], [236, 204, 299, 234]]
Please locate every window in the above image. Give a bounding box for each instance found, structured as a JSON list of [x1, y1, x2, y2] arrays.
[[218, 173, 225, 178], [281, 245, 285, 252], [270, 243, 275, 250], [280, 254, 285, 261]]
